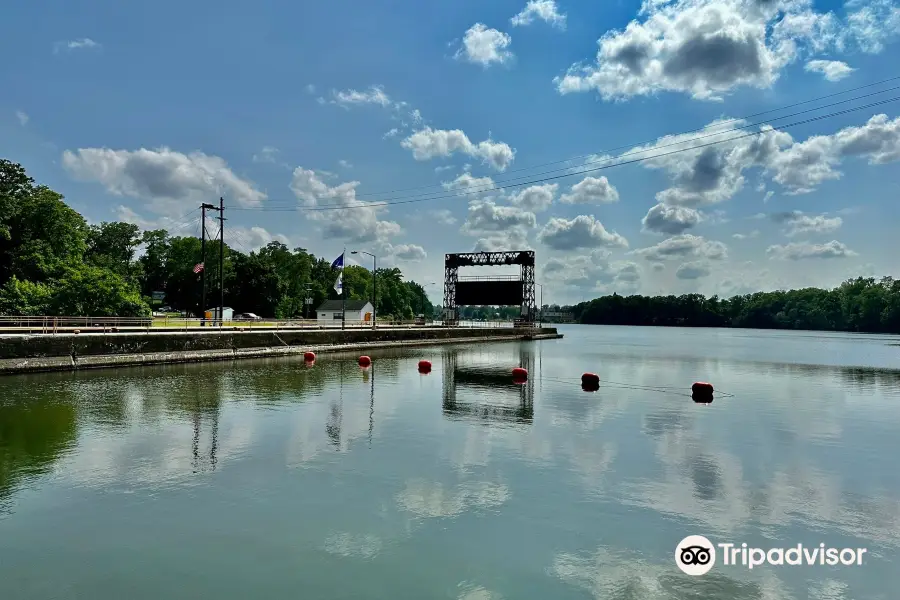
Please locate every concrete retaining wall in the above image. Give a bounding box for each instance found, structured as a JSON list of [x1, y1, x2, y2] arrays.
[[0, 327, 561, 375]]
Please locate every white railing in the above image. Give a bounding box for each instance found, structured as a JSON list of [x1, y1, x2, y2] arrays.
[[0, 315, 529, 334]]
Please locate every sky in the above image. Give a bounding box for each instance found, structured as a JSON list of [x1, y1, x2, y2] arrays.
[[2, 0, 900, 306]]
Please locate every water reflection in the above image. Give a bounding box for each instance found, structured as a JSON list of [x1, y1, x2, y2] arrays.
[[441, 348, 535, 426], [0, 393, 77, 513]]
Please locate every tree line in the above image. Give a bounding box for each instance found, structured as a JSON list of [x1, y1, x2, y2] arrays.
[[571, 277, 900, 333], [0, 159, 435, 319]]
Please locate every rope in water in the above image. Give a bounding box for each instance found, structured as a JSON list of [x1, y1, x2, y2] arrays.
[[535, 374, 736, 398]]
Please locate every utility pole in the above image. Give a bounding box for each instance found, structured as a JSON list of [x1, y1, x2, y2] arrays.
[[218, 197, 225, 324], [200, 204, 207, 325], [200, 202, 219, 325]]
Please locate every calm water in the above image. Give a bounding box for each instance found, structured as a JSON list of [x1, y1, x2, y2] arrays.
[[2, 325, 900, 599]]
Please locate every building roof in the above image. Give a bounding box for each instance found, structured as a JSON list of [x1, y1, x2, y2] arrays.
[[317, 299, 372, 311]]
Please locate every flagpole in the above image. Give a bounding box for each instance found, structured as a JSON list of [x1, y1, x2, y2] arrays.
[[341, 245, 346, 331]]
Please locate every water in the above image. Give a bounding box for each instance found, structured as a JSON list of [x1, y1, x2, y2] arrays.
[[1, 325, 899, 599]]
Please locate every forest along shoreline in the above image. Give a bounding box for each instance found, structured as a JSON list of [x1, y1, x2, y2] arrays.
[[0, 326, 563, 375]]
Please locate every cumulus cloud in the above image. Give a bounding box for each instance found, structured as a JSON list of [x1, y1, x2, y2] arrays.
[[805, 59, 855, 81], [629, 112, 900, 204], [15, 110, 28, 126], [766, 240, 857, 259], [402, 127, 515, 171], [443, 172, 496, 195], [554, 0, 899, 101], [675, 260, 712, 279], [228, 226, 292, 251], [543, 250, 641, 292], [455, 24, 514, 67], [252, 146, 279, 164], [460, 199, 537, 234], [511, 0, 567, 29], [641, 203, 703, 234], [632, 233, 727, 261], [473, 229, 532, 252], [429, 209, 458, 225], [769, 210, 842, 236], [331, 85, 392, 108], [559, 176, 620, 204], [538, 215, 629, 250], [289, 167, 401, 243], [732, 229, 760, 239], [379, 242, 427, 262], [62, 147, 266, 212], [508, 183, 557, 211]]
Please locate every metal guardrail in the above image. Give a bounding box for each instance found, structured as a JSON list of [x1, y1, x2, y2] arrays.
[[0, 316, 531, 334]]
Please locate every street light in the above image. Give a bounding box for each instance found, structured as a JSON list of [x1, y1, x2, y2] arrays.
[[420, 282, 437, 316], [535, 283, 544, 327], [351, 250, 376, 329]]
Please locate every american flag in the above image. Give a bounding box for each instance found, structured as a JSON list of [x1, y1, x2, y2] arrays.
[[193, 262, 204, 273]]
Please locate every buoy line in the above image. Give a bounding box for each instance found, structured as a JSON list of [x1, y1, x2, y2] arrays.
[[534, 375, 735, 398]]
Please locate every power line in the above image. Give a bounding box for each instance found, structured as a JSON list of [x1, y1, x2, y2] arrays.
[[232, 95, 900, 213], [293, 74, 900, 202]]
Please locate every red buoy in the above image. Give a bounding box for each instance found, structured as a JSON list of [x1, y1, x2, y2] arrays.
[[304, 352, 316, 362], [512, 367, 528, 382], [418, 360, 432, 373], [581, 372, 600, 391], [692, 382, 714, 395], [359, 355, 372, 367]]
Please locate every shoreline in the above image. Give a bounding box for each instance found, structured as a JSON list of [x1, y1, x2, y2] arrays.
[[0, 327, 562, 376]]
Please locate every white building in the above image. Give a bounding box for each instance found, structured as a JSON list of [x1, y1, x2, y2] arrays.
[[316, 300, 375, 324], [205, 306, 233, 321]]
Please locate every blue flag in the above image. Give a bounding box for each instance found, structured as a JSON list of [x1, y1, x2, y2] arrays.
[[331, 253, 344, 269]]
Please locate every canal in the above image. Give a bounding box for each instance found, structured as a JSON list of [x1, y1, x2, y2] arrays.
[[2, 325, 899, 599]]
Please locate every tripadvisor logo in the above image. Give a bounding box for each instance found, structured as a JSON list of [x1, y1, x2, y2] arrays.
[[675, 535, 867, 575]]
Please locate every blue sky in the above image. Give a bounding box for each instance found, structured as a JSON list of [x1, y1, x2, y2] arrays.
[[2, 0, 900, 305]]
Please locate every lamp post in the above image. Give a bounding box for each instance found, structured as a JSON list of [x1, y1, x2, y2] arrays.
[[535, 283, 544, 327], [351, 250, 376, 329], [420, 282, 437, 317]]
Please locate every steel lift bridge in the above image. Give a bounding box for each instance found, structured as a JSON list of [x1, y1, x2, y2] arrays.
[[442, 251, 537, 326]]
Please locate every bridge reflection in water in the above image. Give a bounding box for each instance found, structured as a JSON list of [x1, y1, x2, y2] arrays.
[[441, 347, 535, 426]]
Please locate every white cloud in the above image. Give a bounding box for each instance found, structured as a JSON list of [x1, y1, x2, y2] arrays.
[[508, 183, 557, 212], [472, 229, 532, 252], [443, 172, 496, 195], [383, 128, 400, 139], [732, 229, 760, 239], [338, 159, 353, 169], [641, 203, 702, 234], [331, 85, 392, 108], [15, 110, 28, 126], [511, 0, 567, 29], [675, 260, 712, 279], [559, 176, 620, 204], [460, 199, 537, 234], [429, 209, 458, 225], [632, 233, 727, 261], [538, 215, 629, 250], [543, 251, 641, 292], [455, 23, 514, 67], [289, 167, 401, 244], [401, 127, 515, 171], [766, 240, 857, 259], [379, 242, 427, 262], [56, 38, 100, 53], [228, 225, 292, 251], [252, 146, 279, 163], [555, 0, 899, 101], [805, 59, 855, 81], [62, 147, 266, 212], [769, 210, 842, 236]]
